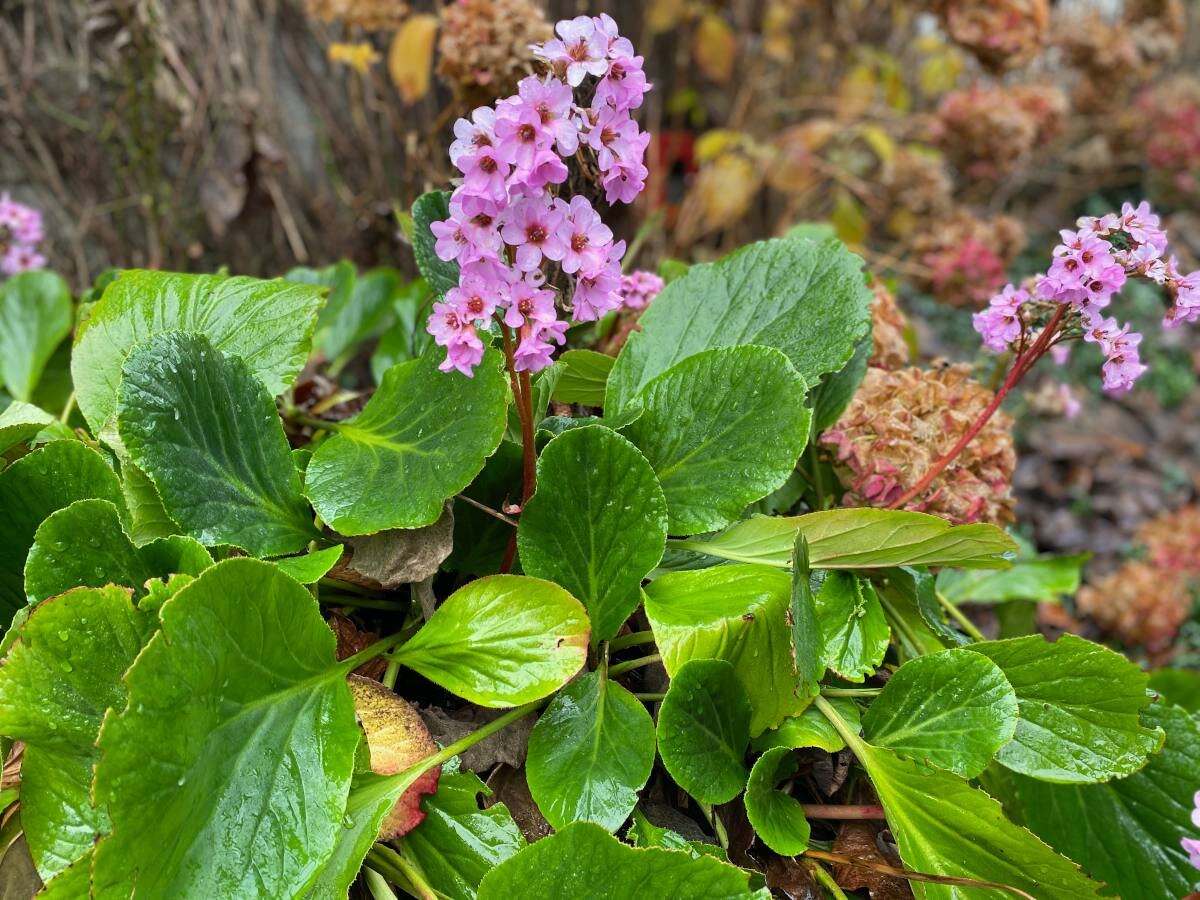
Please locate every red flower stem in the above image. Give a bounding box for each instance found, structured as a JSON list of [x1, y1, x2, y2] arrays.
[[888, 304, 1068, 511], [800, 804, 887, 820], [498, 322, 537, 574]]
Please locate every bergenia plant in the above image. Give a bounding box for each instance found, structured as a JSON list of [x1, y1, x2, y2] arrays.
[[0, 11, 1197, 900], [0, 193, 46, 276]]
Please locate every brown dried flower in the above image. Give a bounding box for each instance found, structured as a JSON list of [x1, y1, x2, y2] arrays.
[[932, 0, 1049, 71], [910, 207, 1026, 307], [305, 0, 409, 31], [821, 365, 1016, 526], [437, 0, 552, 105], [868, 280, 910, 370]]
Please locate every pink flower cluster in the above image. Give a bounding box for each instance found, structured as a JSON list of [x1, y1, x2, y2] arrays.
[[0, 193, 46, 276], [1184, 790, 1200, 871], [974, 201, 1200, 394], [616, 270, 664, 311], [427, 14, 651, 376]]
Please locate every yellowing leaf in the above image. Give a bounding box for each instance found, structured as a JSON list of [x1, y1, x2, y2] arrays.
[[693, 13, 736, 83], [647, 0, 688, 34], [693, 154, 761, 234], [694, 129, 751, 163], [328, 41, 381, 74], [388, 14, 439, 105], [830, 188, 868, 246], [856, 124, 895, 167]]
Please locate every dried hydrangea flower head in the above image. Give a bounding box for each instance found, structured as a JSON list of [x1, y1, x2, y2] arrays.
[[304, 0, 409, 31], [428, 13, 650, 377], [912, 208, 1025, 307], [436, 0, 553, 104], [867, 280, 910, 371], [931, 0, 1049, 71], [821, 365, 1016, 526], [0, 193, 46, 276]]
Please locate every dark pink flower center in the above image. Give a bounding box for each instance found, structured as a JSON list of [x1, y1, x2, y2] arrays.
[[518, 123, 537, 143], [571, 233, 588, 253], [527, 224, 547, 244]]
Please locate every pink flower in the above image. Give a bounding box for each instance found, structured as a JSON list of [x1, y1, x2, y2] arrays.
[[449, 107, 498, 168], [586, 105, 649, 172], [594, 54, 651, 112], [602, 162, 649, 205], [1118, 200, 1168, 254], [973, 284, 1028, 352], [515, 76, 580, 155], [507, 149, 568, 193], [445, 266, 503, 323], [1059, 384, 1081, 419], [427, 301, 486, 376], [495, 105, 554, 178], [503, 276, 558, 329], [1184, 790, 1200, 871], [430, 198, 502, 266], [1096, 320, 1147, 394], [442, 335, 486, 376], [500, 195, 566, 272], [538, 16, 608, 87], [618, 270, 664, 310], [557, 196, 613, 275], [457, 144, 512, 203], [1, 244, 45, 275], [513, 319, 568, 372], [1164, 259, 1200, 329], [571, 242, 625, 321]]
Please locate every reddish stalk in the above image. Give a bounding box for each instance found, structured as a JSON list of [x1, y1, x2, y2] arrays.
[[498, 323, 538, 574], [800, 804, 887, 820], [887, 305, 1068, 511]]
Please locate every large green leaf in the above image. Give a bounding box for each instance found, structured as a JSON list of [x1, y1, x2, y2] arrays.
[[752, 698, 859, 754], [304, 346, 508, 535], [966, 635, 1164, 783], [24, 499, 211, 604], [526, 671, 655, 831], [412, 191, 459, 299], [744, 748, 811, 856], [392, 575, 589, 707], [118, 460, 179, 546], [287, 263, 401, 362], [305, 771, 402, 900], [1015, 704, 1200, 900], [670, 509, 1017, 569], [937, 552, 1089, 604], [272, 545, 345, 584], [0, 586, 154, 882], [518, 426, 667, 642], [645, 565, 806, 735], [0, 401, 56, 454], [478, 821, 769, 899], [71, 269, 323, 438], [789, 535, 825, 700], [606, 237, 870, 419], [552, 349, 615, 407], [622, 346, 811, 535], [839, 732, 1104, 899], [117, 331, 317, 556], [861, 649, 1018, 777], [812, 571, 889, 683], [657, 659, 752, 804], [397, 770, 526, 900], [0, 441, 126, 622], [370, 278, 434, 382], [0, 271, 72, 402], [91, 558, 362, 897]]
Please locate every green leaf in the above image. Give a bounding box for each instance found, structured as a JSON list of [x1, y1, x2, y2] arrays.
[[657, 659, 751, 804], [966, 634, 1165, 783], [1015, 704, 1200, 900], [812, 571, 889, 682], [304, 346, 508, 535], [606, 237, 871, 419], [305, 771, 402, 900], [789, 535, 825, 700], [527, 671, 655, 831], [0, 401, 56, 454], [937, 552, 1089, 604], [645, 565, 807, 735], [752, 698, 859, 753], [397, 770, 526, 900], [861, 649, 1017, 777], [844, 732, 1104, 899], [272, 545, 345, 584], [552, 350, 615, 406], [393, 575, 589, 707], [91, 558, 361, 897], [71, 269, 324, 439], [117, 331, 317, 556], [24, 498, 211, 604], [622, 345, 811, 535], [0, 271, 72, 402], [744, 748, 810, 855], [0, 441, 126, 622], [119, 461, 179, 546], [370, 279, 434, 382], [446, 441, 523, 576], [1148, 668, 1200, 713], [518, 426, 667, 642], [478, 821, 769, 899], [323, 267, 401, 361], [670, 508, 1017, 569], [810, 332, 870, 434], [878, 566, 968, 648], [0, 586, 154, 882], [412, 191, 459, 298]]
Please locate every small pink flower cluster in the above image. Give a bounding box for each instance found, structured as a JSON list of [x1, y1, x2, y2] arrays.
[[1183, 790, 1200, 871], [974, 201, 1200, 394], [427, 14, 651, 376], [616, 270, 664, 311], [0, 193, 46, 276]]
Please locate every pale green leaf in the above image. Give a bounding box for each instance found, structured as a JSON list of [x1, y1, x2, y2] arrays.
[[0, 271, 72, 402], [552, 350, 615, 407], [812, 571, 889, 682]]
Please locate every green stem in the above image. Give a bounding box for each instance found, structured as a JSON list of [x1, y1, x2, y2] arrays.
[[338, 631, 408, 674], [878, 594, 921, 659], [633, 692, 666, 702], [608, 653, 661, 677], [814, 695, 867, 756], [382, 659, 400, 690], [936, 591, 987, 642], [362, 866, 403, 900], [804, 859, 850, 900], [820, 687, 880, 698], [609, 630, 656, 653], [59, 392, 75, 424], [697, 801, 729, 849], [319, 595, 403, 611], [289, 411, 342, 433]]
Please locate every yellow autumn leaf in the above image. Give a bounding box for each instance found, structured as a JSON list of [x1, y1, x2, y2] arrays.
[[856, 124, 896, 167], [328, 41, 381, 75], [697, 153, 761, 232], [695, 129, 751, 163], [388, 13, 439, 105], [647, 0, 688, 33], [830, 188, 868, 246], [693, 13, 736, 83]]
